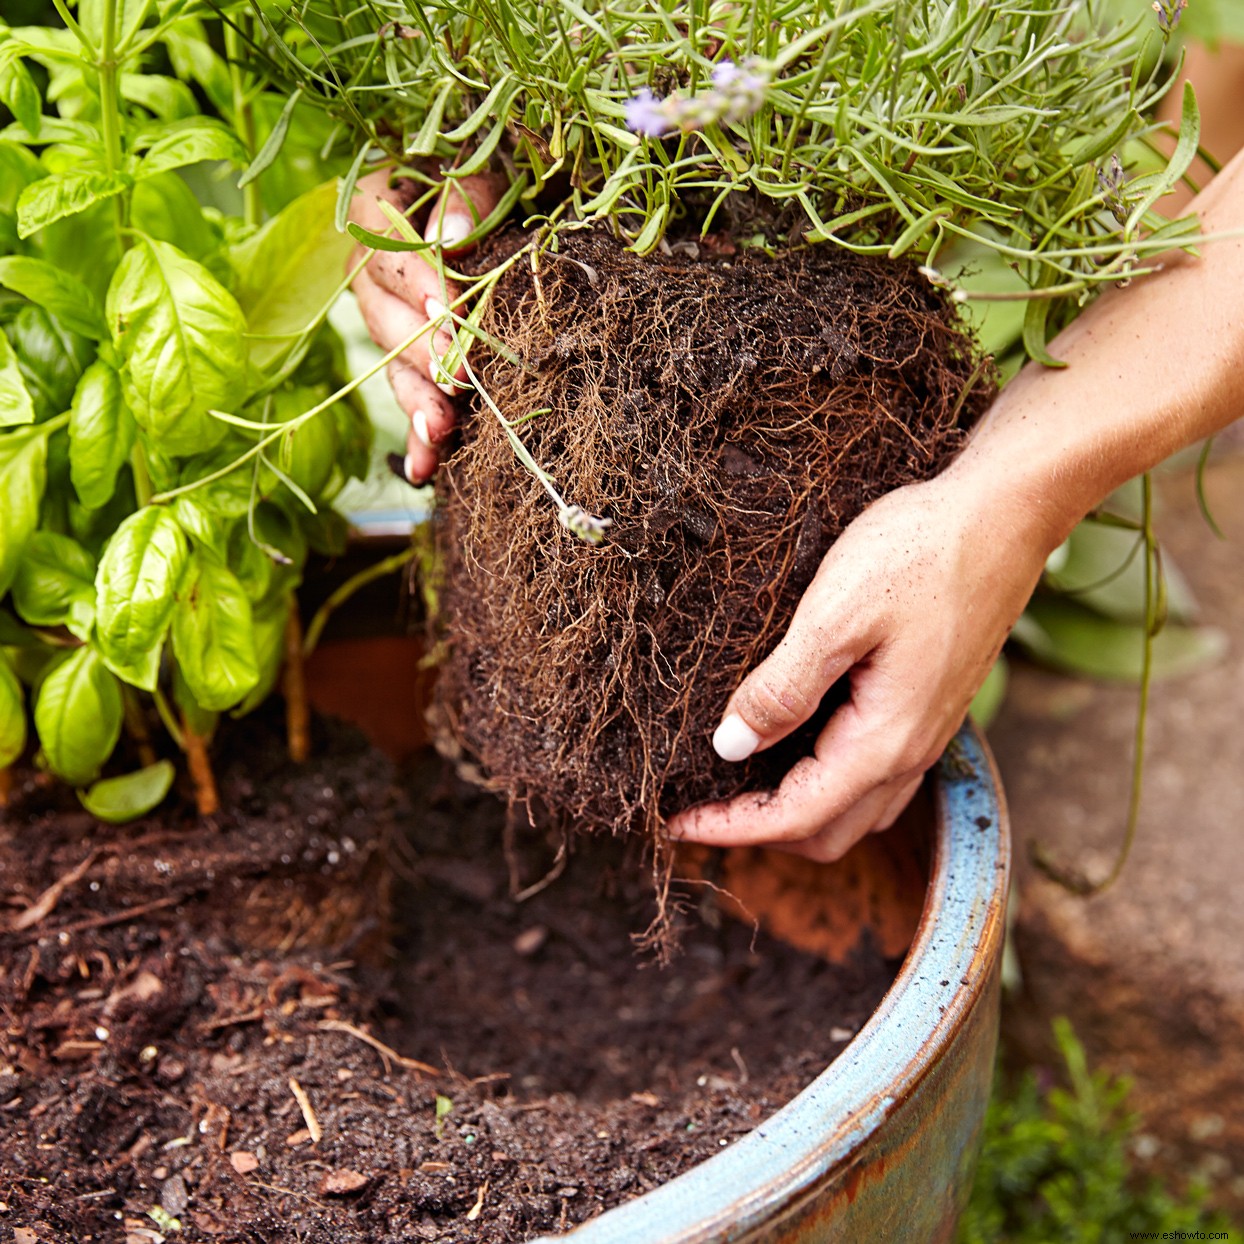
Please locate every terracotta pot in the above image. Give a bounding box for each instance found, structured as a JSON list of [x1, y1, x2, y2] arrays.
[[535, 721, 1010, 1244]]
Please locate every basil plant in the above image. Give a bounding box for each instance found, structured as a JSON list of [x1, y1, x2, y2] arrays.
[[0, 2, 372, 820]]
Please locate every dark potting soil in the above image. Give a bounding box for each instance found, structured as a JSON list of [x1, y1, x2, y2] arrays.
[[0, 715, 899, 1243]]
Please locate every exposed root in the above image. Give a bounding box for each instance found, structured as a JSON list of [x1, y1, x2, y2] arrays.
[[284, 604, 310, 764], [433, 229, 992, 945]]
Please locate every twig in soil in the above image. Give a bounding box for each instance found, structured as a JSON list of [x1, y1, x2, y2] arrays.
[[288, 1078, 322, 1144], [283, 605, 310, 764], [200, 1007, 267, 1034], [10, 849, 101, 932], [19, 893, 185, 942], [0, 767, 11, 808], [181, 714, 220, 817], [317, 1019, 440, 1078], [466, 1181, 489, 1222]]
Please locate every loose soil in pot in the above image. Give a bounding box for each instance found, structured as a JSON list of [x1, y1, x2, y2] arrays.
[[0, 716, 899, 1242], [434, 229, 992, 856]]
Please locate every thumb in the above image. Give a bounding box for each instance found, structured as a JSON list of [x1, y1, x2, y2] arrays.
[[425, 173, 504, 253], [712, 625, 859, 763]]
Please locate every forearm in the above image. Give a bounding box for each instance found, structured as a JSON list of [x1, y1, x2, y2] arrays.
[[946, 145, 1244, 553]]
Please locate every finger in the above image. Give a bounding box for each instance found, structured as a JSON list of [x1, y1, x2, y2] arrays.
[[425, 173, 504, 252], [872, 772, 925, 834], [353, 265, 463, 396], [712, 582, 867, 765], [774, 778, 911, 863], [364, 260, 464, 393], [387, 357, 457, 457]]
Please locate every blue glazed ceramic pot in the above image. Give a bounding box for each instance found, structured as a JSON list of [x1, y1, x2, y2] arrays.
[[536, 720, 1009, 1244]]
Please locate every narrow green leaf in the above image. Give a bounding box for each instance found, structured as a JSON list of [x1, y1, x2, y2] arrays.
[[0, 426, 48, 597], [1022, 297, 1066, 370], [79, 760, 175, 823], [345, 220, 428, 253], [335, 143, 371, 234], [238, 87, 302, 189], [16, 170, 131, 239], [94, 507, 188, 690], [407, 81, 452, 158], [0, 255, 107, 339], [0, 333, 35, 427], [34, 646, 123, 785], [171, 550, 259, 711]]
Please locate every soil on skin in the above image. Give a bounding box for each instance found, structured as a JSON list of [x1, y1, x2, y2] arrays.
[[435, 230, 992, 852], [1, 716, 898, 1243]]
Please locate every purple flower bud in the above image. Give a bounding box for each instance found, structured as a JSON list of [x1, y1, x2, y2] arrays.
[[711, 60, 741, 88], [624, 88, 672, 137]]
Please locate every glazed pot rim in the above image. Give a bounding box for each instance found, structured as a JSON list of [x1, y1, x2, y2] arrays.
[[536, 719, 1011, 1243]]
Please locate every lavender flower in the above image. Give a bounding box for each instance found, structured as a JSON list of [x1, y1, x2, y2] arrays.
[[558, 505, 612, 545], [1153, 0, 1187, 35], [623, 88, 673, 138], [624, 58, 771, 138]]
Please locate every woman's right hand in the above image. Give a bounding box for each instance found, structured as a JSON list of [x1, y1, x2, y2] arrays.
[[347, 170, 502, 483]]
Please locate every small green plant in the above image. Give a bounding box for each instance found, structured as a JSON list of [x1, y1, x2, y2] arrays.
[[959, 1021, 1236, 1243], [0, 2, 391, 818]]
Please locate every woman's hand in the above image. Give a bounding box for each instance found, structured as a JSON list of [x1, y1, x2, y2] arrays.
[[347, 170, 502, 483], [667, 471, 1054, 861]]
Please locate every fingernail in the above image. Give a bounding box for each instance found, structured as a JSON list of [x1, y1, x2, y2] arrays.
[[386, 451, 420, 486], [412, 409, 432, 448], [431, 212, 473, 250], [425, 297, 449, 323], [713, 714, 761, 763], [437, 380, 459, 396]]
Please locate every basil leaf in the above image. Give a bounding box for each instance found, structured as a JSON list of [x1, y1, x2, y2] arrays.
[[4, 303, 94, 420], [0, 139, 46, 216], [0, 43, 41, 139], [271, 386, 338, 498], [0, 651, 25, 770], [172, 493, 227, 555], [137, 120, 247, 179], [171, 549, 259, 711], [34, 646, 123, 785], [11, 530, 96, 641], [0, 426, 47, 597], [0, 332, 35, 427], [161, 22, 233, 115], [229, 181, 354, 370], [0, 255, 107, 339], [120, 73, 199, 121], [16, 170, 131, 239], [94, 507, 188, 690], [106, 237, 245, 457], [131, 172, 220, 263], [232, 591, 289, 716], [68, 360, 135, 510], [79, 759, 175, 823]]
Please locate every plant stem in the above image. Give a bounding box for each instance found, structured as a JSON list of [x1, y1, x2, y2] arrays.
[[181, 712, 220, 818], [283, 602, 310, 763], [122, 687, 157, 769], [0, 767, 10, 809], [301, 547, 417, 659], [97, 0, 129, 244], [226, 17, 264, 229]]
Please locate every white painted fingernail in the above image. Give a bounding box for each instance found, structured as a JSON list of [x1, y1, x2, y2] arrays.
[[425, 297, 449, 323], [437, 380, 458, 396], [412, 409, 431, 448], [403, 452, 416, 482], [431, 212, 473, 250], [713, 714, 761, 763]]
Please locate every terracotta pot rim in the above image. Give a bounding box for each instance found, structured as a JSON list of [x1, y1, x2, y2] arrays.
[[535, 719, 1011, 1243]]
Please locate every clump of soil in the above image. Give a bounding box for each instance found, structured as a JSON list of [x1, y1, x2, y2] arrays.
[[435, 230, 992, 847], [0, 722, 899, 1243]]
